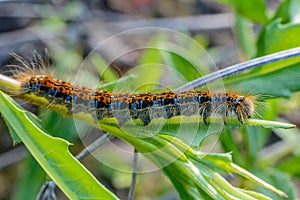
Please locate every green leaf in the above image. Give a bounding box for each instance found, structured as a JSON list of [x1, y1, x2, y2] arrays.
[[162, 51, 202, 82], [220, 128, 247, 166], [257, 0, 300, 56], [97, 115, 294, 147], [262, 20, 300, 55], [5, 118, 22, 144], [97, 74, 138, 91], [272, 0, 300, 24], [218, 0, 268, 23], [98, 122, 287, 199], [254, 169, 295, 200], [228, 164, 287, 198], [225, 18, 300, 98], [226, 62, 300, 98], [88, 52, 118, 83], [0, 91, 118, 200], [278, 156, 300, 178], [235, 15, 256, 58], [135, 34, 165, 91]]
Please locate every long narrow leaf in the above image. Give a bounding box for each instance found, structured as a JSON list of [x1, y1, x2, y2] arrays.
[[0, 91, 118, 200]]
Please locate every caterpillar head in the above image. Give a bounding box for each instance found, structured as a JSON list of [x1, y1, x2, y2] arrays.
[[236, 96, 255, 123]]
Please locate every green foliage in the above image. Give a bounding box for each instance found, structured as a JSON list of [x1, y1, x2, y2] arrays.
[[273, 0, 300, 23], [0, 70, 295, 199], [1, 0, 300, 199], [257, 0, 300, 56], [258, 20, 300, 55], [217, 0, 268, 23], [218, 0, 300, 199], [0, 71, 295, 199], [0, 92, 118, 200]]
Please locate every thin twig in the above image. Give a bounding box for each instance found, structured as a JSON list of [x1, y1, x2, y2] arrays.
[[0, 145, 27, 170], [36, 181, 57, 200], [127, 148, 138, 200], [76, 133, 115, 160], [175, 47, 300, 92], [109, 13, 233, 31]]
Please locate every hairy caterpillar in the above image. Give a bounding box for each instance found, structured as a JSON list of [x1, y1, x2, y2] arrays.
[[4, 54, 255, 126], [17, 75, 255, 126]]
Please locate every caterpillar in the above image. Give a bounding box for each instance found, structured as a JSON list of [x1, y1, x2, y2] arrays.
[[2, 53, 256, 126], [17, 74, 255, 126]]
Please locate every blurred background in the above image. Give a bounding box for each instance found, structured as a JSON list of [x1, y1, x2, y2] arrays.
[[1, 0, 298, 200]]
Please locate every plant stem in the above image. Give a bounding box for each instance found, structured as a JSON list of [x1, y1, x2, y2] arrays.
[[127, 148, 138, 200], [76, 133, 115, 160], [175, 47, 300, 92]]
